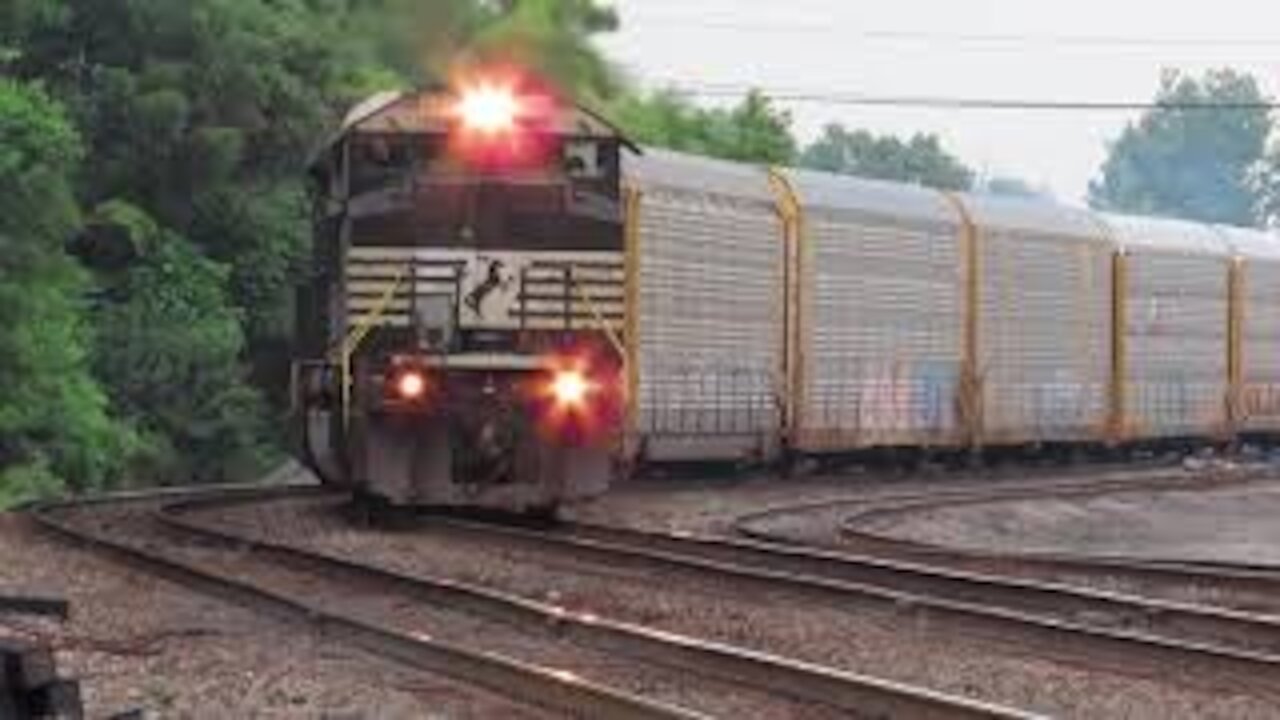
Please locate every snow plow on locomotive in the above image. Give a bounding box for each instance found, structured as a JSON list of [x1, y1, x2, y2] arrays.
[[293, 74, 632, 513]]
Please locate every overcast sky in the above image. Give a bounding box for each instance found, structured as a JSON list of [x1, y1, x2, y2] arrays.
[[599, 0, 1280, 204]]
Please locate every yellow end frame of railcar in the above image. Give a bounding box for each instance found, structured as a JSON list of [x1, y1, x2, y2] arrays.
[[1109, 251, 1130, 444], [940, 193, 984, 450], [622, 183, 642, 458], [767, 169, 805, 446], [1227, 257, 1245, 435]]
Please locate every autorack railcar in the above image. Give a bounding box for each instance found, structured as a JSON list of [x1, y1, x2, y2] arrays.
[[624, 150, 1280, 460]]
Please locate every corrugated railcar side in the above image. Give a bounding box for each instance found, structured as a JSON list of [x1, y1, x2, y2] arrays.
[[1103, 215, 1232, 440], [960, 196, 1114, 446], [622, 151, 787, 462], [780, 170, 968, 451]]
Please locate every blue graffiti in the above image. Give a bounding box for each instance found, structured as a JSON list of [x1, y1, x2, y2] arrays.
[[914, 361, 958, 430]]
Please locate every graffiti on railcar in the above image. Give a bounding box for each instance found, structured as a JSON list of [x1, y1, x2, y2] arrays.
[[1142, 293, 1176, 335], [916, 360, 960, 431], [1242, 385, 1280, 420], [853, 359, 958, 434], [1031, 370, 1089, 430], [1138, 376, 1194, 429], [639, 361, 779, 435]]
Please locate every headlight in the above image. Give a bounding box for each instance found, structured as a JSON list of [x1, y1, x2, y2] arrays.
[[550, 368, 593, 409]]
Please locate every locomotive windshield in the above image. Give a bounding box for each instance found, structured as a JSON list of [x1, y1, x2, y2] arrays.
[[305, 76, 632, 266]]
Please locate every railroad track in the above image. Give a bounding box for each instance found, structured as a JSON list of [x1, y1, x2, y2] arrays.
[[746, 468, 1280, 612], [29, 487, 1035, 720], [734, 464, 1254, 543], [385, 496, 1280, 700]]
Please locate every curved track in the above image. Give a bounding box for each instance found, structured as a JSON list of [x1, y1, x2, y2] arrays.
[[31, 488, 706, 720], [425, 518, 1280, 696], [747, 469, 1280, 611], [30, 486, 1035, 720], [358, 466, 1280, 703]]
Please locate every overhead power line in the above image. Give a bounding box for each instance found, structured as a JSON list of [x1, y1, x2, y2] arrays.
[[664, 83, 1280, 112], [627, 15, 1280, 51]]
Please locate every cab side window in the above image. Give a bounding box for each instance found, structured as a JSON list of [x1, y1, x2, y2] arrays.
[[350, 135, 438, 193], [563, 139, 605, 180]]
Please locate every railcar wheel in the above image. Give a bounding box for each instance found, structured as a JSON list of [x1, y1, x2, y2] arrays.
[[522, 503, 562, 527], [348, 490, 393, 529]]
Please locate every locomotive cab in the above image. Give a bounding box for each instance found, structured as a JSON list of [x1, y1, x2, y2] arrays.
[[296, 77, 634, 512]]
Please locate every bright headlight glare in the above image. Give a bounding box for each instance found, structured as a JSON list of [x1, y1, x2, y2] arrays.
[[395, 370, 427, 400], [457, 83, 519, 134], [551, 369, 590, 408]]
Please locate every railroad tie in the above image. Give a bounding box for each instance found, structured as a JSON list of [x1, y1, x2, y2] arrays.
[[1, 638, 83, 719]]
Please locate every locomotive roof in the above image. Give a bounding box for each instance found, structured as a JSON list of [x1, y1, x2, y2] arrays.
[[313, 87, 637, 164]]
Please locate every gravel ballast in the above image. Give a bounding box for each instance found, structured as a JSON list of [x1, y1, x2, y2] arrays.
[[200, 496, 1280, 719], [73, 502, 847, 720], [0, 513, 545, 718], [858, 481, 1280, 565]]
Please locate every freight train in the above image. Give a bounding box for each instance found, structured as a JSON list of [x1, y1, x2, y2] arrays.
[[293, 76, 1280, 513]]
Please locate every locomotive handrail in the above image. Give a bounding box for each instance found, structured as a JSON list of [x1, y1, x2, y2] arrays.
[[336, 262, 412, 426], [571, 274, 627, 362]]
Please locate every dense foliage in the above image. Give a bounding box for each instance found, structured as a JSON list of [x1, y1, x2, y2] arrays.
[[3, 0, 388, 488], [799, 124, 974, 190], [89, 205, 274, 484], [613, 91, 976, 190], [0, 80, 133, 505], [0, 0, 632, 502], [614, 89, 798, 165]]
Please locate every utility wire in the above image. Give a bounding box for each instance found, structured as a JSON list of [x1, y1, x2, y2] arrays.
[[663, 83, 1280, 112], [626, 15, 1280, 50]]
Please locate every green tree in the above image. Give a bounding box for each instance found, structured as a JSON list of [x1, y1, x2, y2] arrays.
[[2, 0, 625, 491], [466, 0, 620, 102], [1090, 69, 1273, 226], [614, 89, 797, 164], [343, 0, 621, 100], [89, 204, 272, 485], [190, 184, 309, 408], [7, 0, 396, 479], [0, 80, 131, 505], [799, 124, 974, 190]]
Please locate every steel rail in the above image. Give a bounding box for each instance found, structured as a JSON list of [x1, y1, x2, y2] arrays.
[[823, 478, 1280, 608], [597, 520, 1280, 656], [825, 474, 1279, 542], [416, 515, 1280, 698], [857, 550, 1280, 603], [28, 491, 707, 720], [736, 469, 1280, 672], [15, 482, 323, 512], [0, 595, 69, 619], [163, 494, 1037, 720], [732, 466, 1250, 541]]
